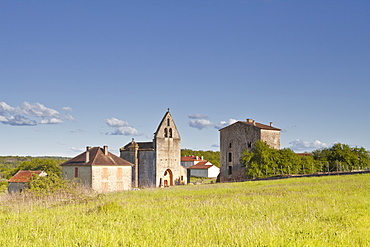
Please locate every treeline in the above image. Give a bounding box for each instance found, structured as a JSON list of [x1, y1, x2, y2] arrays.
[[181, 149, 220, 167], [241, 141, 370, 179], [0, 157, 68, 179]]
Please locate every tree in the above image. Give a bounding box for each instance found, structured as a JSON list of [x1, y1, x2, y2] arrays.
[[241, 140, 277, 179], [28, 173, 67, 195], [11, 158, 62, 177], [312, 143, 370, 172]]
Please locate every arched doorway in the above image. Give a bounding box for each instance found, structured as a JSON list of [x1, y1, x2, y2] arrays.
[[163, 169, 173, 187]]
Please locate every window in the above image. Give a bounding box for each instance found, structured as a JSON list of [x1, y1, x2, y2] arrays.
[[228, 166, 233, 175], [169, 128, 173, 138], [164, 128, 168, 138], [167, 118, 170, 126], [102, 182, 108, 192], [117, 167, 123, 179], [74, 167, 78, 178], [102, 168, 108, 179], [229, 143, 232, 148], [228, 152, 232, 162], [116, 182, 123, 191], [248, 142, 252, 148]]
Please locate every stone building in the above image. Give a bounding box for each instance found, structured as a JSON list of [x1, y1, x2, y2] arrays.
[[8, 170, 47, 193], [219, 119, 281, 182], [60, 146, 132, 193], [120, 109, 187, 188]]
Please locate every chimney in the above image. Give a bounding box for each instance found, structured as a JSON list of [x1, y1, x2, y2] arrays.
[[103, 145, 108, 155], [247, 119, 253, 123], [252, 120, 256, 126], [85, 146, 91, 163], [270, 122, 273, 127], [201, 156, 204, 160]]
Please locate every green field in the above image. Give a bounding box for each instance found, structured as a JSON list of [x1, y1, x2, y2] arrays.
[[1, 174, 369, 246]]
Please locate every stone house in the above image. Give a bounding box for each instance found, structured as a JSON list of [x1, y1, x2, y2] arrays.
[[120, 109, 187, 188], [60, 146, 132, 193], [219, 119, 281, 182], [8, 170, 47, 193]]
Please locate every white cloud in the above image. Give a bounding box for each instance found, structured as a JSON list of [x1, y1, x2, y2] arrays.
[[105, 117, 139, 136], [0, 101, 74, 126], [2, 115, 37, 126], [62, 106, 72, 111], [0, 102, 16, 115], [69, 147, 85, 153], [189, 119, 213, 130], [188, 114, 208, 119], [106, 117, 129, 127], [21, 102, 61, 118], [110, 126, 140, 136], [289, 139, 329, 152], [0, 116, 8, 122], [64, 114, 75, 121], [40, 118, 64, 124], [211, 143, 220, 148], [214, 119, 237, 129]]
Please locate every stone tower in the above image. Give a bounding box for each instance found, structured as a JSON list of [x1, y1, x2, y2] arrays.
[[120, 109, 187, 187], [219, 119, 281, 182]]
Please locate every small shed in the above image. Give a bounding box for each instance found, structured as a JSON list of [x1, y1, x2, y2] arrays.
[[8, 170, 47, 193]]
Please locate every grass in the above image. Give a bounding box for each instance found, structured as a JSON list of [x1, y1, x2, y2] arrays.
[[0, 174, 369, 246]]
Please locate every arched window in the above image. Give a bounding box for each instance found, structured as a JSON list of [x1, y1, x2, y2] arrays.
[[164, 128, 168, 138], [167, 118, 170, 126], [169, 128, 173, 138]]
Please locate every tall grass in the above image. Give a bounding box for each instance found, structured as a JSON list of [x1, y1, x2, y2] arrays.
[[0, 174, 369, 246]]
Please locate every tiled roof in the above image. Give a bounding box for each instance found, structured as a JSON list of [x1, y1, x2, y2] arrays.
[[60, 147, 134, 166], [181, 156, 206, 162], [240, 121, 281, 131], [219, 120, 281, 131], [121, 142, 154, 151], [8, 170, 45, 183], [188, 162, 213, 169]]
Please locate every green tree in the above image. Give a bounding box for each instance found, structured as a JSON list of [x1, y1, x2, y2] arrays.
[[241, 140, 277, 179], [312, 143, 370, 172], [28, 173, 67, 195], [11, 158, 62, 177]]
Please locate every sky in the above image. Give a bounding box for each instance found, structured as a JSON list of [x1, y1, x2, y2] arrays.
[[1, 0, 369, 157]]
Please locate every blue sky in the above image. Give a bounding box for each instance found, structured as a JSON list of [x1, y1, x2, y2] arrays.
[[1, 0, 369, 157]]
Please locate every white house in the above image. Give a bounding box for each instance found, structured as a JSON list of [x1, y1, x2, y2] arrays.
[[187, 161, 220, 178], [181, 155, 207, 168]]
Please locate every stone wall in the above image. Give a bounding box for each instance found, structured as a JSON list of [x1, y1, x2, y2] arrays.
[[261, 129, 280, 149], [91, 165, 131, 193], [62, 166, 92, 187]]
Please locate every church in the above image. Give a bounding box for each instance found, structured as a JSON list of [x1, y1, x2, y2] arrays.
[[120, 109, 188, 188]]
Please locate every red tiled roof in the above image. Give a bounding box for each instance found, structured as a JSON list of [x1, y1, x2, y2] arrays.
[[296, 153, 312, 156], [60, 147, 134, 166], [181, 156, 206, 162], [8, 170, 44, 183], [188, 162, 213, 169]]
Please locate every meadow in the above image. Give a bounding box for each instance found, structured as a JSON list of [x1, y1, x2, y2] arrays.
[[0, 174, 369, 246]]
